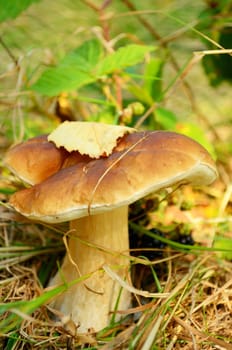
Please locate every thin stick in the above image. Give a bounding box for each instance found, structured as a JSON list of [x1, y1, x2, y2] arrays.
[[0, 36, 18, 67]]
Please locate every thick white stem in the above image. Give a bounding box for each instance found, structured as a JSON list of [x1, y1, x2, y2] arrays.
[[50, 206, 130, 332]]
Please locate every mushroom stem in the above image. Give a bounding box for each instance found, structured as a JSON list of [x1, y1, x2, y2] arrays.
[[50, 206, 131, 332]]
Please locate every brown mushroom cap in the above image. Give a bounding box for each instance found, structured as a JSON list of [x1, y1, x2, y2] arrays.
[[4, 135, 69, 185], [4, 135, 93, 185], [9, 131, 218, 223]]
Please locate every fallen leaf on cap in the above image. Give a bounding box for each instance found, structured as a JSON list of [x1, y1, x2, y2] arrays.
[[48, 121, 135, 158]]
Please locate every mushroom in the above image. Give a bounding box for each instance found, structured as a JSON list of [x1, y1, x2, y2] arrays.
[[5, 122, 218, 332]]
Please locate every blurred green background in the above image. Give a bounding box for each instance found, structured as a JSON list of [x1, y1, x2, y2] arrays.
[[0, 0, 231, 158]]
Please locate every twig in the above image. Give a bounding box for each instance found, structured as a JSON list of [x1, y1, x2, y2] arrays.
[[80, 0, 99, 12], [103, 265, 169, 298], [84, 1, 124, 111], [121, 0, 162, 41], [134, 102, 157, 128], [0, 36, 18, 67], [174, 315, 232, 350]]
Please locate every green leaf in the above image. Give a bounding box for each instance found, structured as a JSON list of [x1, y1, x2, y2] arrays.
[[214, 235, 232, 260], [92, 106, 118, 124], [5, 333, 19, 350], [0, 0, 41, 22], [32, 43, 155, 96], [144, 58, 163, 101], [96, 44, 155, 76], [174, 122, 217, 160], [32, 66, 95, 95], [0, 187, 16, 195], [202, 28, 232, 86], [155, 107, 178, 130], [59, 38, 102, 72], [32, 39, 102, 96], [128, 84, 154, 105]]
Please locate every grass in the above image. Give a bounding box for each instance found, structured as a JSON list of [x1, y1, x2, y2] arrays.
[[1, 0, 232, 348], [1, 250, 232, 349]]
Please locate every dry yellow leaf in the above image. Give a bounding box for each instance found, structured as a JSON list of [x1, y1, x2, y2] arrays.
[[48, 121, 135, 158]]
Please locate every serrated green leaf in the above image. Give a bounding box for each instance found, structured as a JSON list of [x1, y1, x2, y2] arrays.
[[32, 66, 95, 96], [59, 38, 102, 72], [32, 43, 155, 96], [96, 44, 155, 76], [32, 39, 102, 96], [0, 0, 41, 22]]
